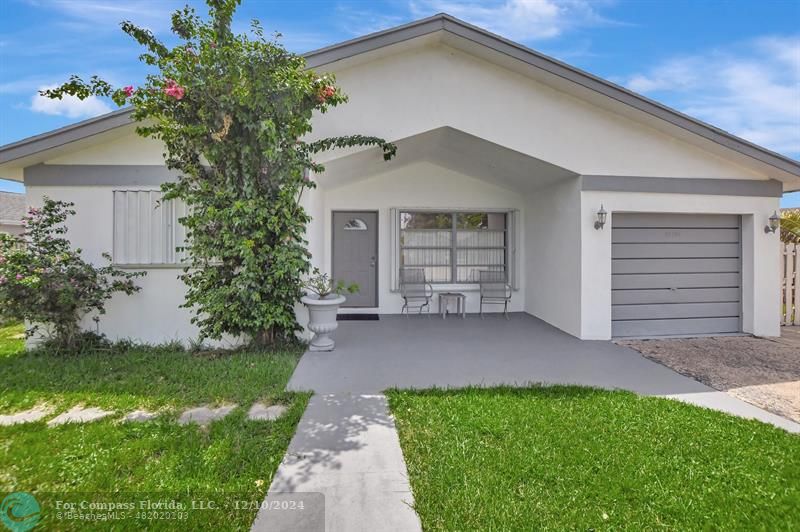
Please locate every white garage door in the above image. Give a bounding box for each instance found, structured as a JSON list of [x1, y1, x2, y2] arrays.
[[612, 213, 741, 337]]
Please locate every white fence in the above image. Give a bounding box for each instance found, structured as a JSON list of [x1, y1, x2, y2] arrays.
[[782, 243, 799, 325]]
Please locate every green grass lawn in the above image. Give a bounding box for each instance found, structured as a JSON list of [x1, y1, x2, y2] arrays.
[[388, 386, 800, 531], [0, 324, 309, 531]]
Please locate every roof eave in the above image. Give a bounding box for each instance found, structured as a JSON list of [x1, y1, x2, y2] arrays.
[[0, 107, 134, 166]]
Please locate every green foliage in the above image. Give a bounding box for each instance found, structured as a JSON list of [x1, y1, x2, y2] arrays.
[[0, 199, 144, 351], [781, 208, 800, 243], [0, 331, 308, 530], [303, 267, 359, 298], [43, 0, 395, 346], [388, 386, 800, 531]]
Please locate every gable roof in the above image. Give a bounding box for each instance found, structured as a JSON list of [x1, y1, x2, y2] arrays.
[[0, 191, 25, 225], [1, 13, 799, 184]]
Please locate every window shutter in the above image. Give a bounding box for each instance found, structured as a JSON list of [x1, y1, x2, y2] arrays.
[[390, 208, 399, 291], [509, 209, 519, 290], [113, 190, 186, 265]]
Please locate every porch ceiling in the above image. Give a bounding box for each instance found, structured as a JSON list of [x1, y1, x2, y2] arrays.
[[318, 126, 578, 192]]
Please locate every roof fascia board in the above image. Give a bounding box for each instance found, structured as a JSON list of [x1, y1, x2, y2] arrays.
[[0, 108, 134, 165], [304, 15, 445, 69]]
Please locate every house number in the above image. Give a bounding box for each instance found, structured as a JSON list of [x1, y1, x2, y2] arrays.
[[663, 231, 681, 238]]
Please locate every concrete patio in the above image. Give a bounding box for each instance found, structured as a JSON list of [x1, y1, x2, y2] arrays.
[[290, 313, 705, 395]]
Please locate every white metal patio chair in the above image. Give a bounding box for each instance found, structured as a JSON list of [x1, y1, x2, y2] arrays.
[[479, 270, 512, 318], [400, 267, 433, 317]]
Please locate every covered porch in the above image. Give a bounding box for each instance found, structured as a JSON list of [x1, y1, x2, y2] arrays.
[[303, 126, 585, 334]]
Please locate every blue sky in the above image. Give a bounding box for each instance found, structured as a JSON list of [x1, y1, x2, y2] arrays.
[[1, 0, 799, 205]]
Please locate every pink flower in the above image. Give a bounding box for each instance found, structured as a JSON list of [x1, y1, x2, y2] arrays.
[[15, 274, 23, 280], [163, 79, 185, 100], [0, 276, 6, 285], [123, 85, 135, 97], [316, 85, 335, 103]]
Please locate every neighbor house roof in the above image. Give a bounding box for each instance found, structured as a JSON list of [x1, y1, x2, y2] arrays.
[[0, 191, 25, 225], [1, 13, 799, 183]]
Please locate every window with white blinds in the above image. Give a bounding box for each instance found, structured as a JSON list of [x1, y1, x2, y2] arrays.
[[399, 211, 507, 284], [113, 190, 187, 265]]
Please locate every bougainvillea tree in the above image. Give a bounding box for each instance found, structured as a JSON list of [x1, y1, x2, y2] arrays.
[[44, 0, 395, 345]]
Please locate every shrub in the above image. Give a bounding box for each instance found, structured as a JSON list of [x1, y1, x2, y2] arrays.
[[781, 208, 800, 244], [0, 198, 144, 351]]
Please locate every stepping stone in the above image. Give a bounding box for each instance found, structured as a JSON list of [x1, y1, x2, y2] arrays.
[[178, 405, 237, 426], [123, 410, 158, 422], [0, 405, 52, 426], [48, 406, 113, 426], [247, 403, 288, 421]]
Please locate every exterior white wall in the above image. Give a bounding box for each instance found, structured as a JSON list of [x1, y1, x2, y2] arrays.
[[580, 191, 782, 339], [25, 185, 240, 347], [47, 132, 166, 165], [524, 177, 582, 336], [321, 161, 527, 314], [313, 44, 768, 180]]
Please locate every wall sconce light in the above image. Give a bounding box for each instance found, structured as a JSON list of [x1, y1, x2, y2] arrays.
[[764, 211, 780, 234], [594, 204, 608, 230]]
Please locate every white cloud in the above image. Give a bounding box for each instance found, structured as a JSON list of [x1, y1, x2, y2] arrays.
[[27, 0, 180, 33], [334, 6, 408, 38], [622, 36, 800, 158], [30, 85, 112, 119], [408, 0, 618, 41]]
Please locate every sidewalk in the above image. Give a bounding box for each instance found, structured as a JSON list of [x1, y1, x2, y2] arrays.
[[251, 393, 422, 532]]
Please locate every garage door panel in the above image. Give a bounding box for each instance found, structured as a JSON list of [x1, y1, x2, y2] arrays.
[[612, 243, 739, 259], [612, 302, 740, 320], [611, 287, 740, 305], [612, 272, 740, 290], [612, 228, 740, 244], [612, 258, 739, 274], [612, 317, 740, 338], [611, 213, 741, 337], [611, 213, 740, 228]]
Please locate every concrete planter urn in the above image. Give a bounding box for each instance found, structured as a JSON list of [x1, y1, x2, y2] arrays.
[[301, 294, 346, 351]]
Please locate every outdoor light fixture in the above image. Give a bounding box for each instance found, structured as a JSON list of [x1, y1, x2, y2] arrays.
[[594, 204, 608, 230], [764, 211, 780, 234]]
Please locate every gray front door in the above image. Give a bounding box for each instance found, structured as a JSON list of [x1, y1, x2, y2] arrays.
[[333, 211, 378, 307], [611, 213, 741, 337]]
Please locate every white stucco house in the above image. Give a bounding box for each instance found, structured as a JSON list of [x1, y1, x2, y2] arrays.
[[1, 14, 798, 344]]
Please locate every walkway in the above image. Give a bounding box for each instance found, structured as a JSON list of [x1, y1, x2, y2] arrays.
[[252, 394, 421, 532]]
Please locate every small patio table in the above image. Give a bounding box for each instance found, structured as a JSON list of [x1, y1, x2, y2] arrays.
[[439, 292, 466, 319]]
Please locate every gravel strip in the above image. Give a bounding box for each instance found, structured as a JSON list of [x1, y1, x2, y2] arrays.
[[618, 332, 800, 423]]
